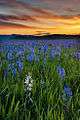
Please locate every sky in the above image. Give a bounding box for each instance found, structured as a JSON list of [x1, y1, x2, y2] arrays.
[[0, 0, 80, 35]]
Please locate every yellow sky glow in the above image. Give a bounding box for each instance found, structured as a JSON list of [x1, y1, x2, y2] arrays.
[[0, 16, 80, 35]]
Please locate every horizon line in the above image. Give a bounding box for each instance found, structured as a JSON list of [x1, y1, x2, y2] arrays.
[[0, 33, 80, 36]]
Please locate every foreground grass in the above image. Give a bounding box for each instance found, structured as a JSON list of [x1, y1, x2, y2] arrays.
[[0, 48, 80, 120]]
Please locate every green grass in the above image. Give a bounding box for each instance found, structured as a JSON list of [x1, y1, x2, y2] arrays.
[[0, 48, 80, 120]]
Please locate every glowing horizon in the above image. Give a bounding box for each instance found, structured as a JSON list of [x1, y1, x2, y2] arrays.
[[0, 0, 80, 35]]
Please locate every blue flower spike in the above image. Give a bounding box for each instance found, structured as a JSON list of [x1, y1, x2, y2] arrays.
[[64, 84, 72, 97], [57, 66, 65, 79]]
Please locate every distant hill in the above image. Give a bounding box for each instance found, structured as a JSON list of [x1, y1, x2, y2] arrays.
[[0, 34, 80, 40]]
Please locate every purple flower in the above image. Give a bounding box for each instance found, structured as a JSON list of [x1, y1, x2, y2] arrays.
[[16, 61, 23, 72], [27, 53, 34, 62], [64, 84, 72, 97], [32, 42, 36, 47], [7, 52, 13, 61], [41, 45, 48, 53], [8, 64, 16, 76], [57, 66, 65, 79], [38, 47, 41, 54], [30, 47, 35, 53], [50, 48, 55, 59], [50, 47, 61, 59], [8, 63, 14, 70], [12, 68, 16, 76], [54, 47, 61, 57], [3, 69, 8, 77], [75, 51, 80, 60], [16, 50, 24, 56], [43, 45, 48, 53]]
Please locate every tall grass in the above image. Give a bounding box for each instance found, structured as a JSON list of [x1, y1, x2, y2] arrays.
[[0, 47, 80, 120]]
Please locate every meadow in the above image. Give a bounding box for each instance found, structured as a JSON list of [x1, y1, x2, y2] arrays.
[[0, 39, 80, 120]]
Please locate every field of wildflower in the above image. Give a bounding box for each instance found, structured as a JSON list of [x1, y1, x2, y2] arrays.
[[0, 39, 80, 120]]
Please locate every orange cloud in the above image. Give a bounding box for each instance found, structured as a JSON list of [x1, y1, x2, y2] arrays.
[[0, 14, 38, 22], [0, 0, 80, 35], [0, 14, 80, 35]]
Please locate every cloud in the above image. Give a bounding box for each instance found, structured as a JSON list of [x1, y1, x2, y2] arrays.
[[64, 8, 76, 12], [14, 1, 54, 16], [0, 14, 38, 22], [0, 0, 80, 19], [0, 21, 37, 29], [0, 0, 56, 16], [0, 21, 27, 28], [0, 0, 80, 35], [35, 31, 51, 36]]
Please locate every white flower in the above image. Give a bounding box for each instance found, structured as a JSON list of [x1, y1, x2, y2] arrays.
[[24, 72, 33, 91]]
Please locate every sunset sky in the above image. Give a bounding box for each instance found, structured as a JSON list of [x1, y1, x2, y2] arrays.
[[0, 0, 80, 35]]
